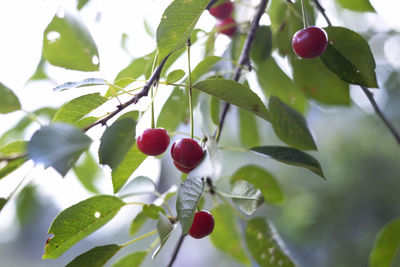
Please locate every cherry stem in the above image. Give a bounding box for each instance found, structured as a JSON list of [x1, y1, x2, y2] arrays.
[[121, 229, 158, 248], [167, 234, 187, 267], [214, 0, 270, 142], [150, 51, 159, 129], [187, 38, 194, 140], [300, 0, 308, 28]]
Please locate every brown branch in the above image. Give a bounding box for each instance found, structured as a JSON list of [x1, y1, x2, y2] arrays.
[[360, 86, 400, 144], [314, 0, 400, 145], [83, 54, 171, 132], [214, 0, 270, 142]]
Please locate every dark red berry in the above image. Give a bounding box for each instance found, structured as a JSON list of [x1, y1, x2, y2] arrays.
[[292, 26, 328, 58], [137, 128, 170, 156], [216, 17, 236, 37], [171, 138, 204, 169], [209, 0, 234, 20], [189, 210, 215, 239], [173, 161, 195, 174]]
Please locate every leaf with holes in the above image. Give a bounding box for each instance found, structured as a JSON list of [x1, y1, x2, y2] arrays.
[[112, 251, 148, 267], [251, 146, 325, 179], [176, 177, 205, 234], [53, 78, 107, 92], [52, 93, 107, 124], [231, 165, 284, 204], [166, 69, 185, 83], [43, 12, 99, 71], [0, 141, 28, 180], [369, 217, 400, 267], [111, 144, 147, 194], [194, 78, 270, 121], [156, 0, 210, 60], [246, 218, 296, 267], [99, 118, 136, 169], [230, 180, 264, 215], [210, 204, 251, 266], [66, 244, 121, 267], [152, 212, 176, 259], [28, 123, 92, 176], [321, 26, 378, 88], [269, 96, 316, 151], [43, 195, 125, 259], [0, 82, 21, 114]]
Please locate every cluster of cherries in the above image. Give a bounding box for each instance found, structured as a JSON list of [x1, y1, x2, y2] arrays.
[[136, 128, 204, 173], [136, 129, 214, 238], [209, 0, 236, 37]]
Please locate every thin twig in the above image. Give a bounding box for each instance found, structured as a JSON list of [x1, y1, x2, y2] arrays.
[[83, 54, 171, 132], [314, 1, 400, 144], [214, 0, 270, 142], [360, 86, 400, 144], [167, 234, 186, 267], [313, 0, 332, 27]]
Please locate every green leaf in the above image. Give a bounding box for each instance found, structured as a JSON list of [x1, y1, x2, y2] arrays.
[[369, 217, 400, 267], [99, 118, 136, 169], [115, 51, 156, 81], [255, 57, 307, 113], [16, 185, 39, 226], [43, 12, 99, 71], [176, 177, 205, 234], [291, 57, 350, 105], [194, 78, 270, 121], [153, 212, 176, 259], [231, 165, 284, 204], [210, 204, 251, 266], [28, 57, 48, 81], [321, 26, 378, 88], [43, 195, 125, 259], [111, 144, 147, 194], [53, 78, 107, 92], [210, 96, 220, 126], [0, 82, 21, 114], [74, 117, 99, 129], [269, 96, 316, 151], [119, 176, 156, 196], [250, 26, 273, 62], [246, 218, 296, 267], [166, 69, 185, 83], [335, 0, 375, 12], [142, 204, 165, 220], [66, 244, 121, 267], [0, 198, 6, 212], [28, 123, 92, 176], [129, 212, 148, 236], [112, 250, 148, 267], [230, 180, 264, 215], [157, 87, 187, 132], [0, 141, 28, 180], [191, 56, 223, 82], [52, 93, 107, 124], [239, 109, 260, 148], [73, 152, 100, 193], [251, 146, 325, 179], [156, 0, 210, 60], [77, 0, 90, 10]]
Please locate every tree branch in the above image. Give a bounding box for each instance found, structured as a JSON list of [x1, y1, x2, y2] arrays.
[[83, 54, 171, 132], [314, 0, 400, 145], [214, 0, 270, 142], [360, 86, 400, 144], [167, 234, 186, 267]]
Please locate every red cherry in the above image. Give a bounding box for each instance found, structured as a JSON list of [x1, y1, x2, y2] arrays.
[[136, 128, 170, 156], [209, 0, 234, 20], [292, 26, 328, 58], [189, 210, 215, 239], [171, 138, 204, 169], [173, 161, 195, 174], [216, 17, 236, 37]]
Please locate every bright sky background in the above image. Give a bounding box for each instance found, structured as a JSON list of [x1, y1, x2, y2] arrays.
[[0, 0, 399, 242]]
